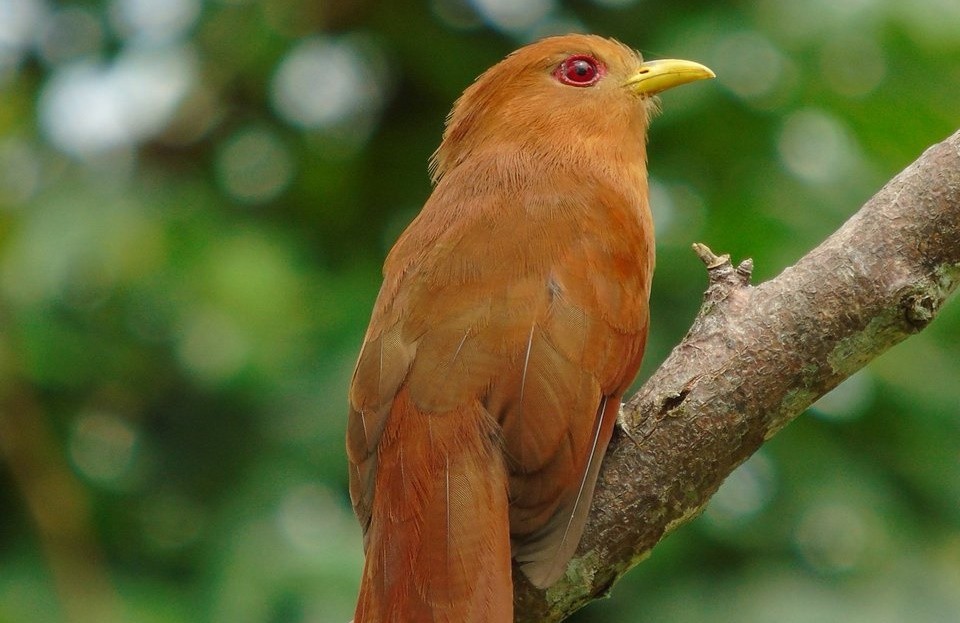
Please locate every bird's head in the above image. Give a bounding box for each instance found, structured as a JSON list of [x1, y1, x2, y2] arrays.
[[430, 34, 714, 183]]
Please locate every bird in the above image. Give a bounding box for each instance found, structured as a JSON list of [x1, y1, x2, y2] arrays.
[[346, 34, 713, 622]]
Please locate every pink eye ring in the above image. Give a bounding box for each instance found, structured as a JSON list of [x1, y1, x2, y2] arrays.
[[554, 55, 604, 87]]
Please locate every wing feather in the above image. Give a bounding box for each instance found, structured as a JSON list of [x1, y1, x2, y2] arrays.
[[349, 182, 652, 594]]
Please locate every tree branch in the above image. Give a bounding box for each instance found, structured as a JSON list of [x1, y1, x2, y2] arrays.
[[514, 129, 960, 621]]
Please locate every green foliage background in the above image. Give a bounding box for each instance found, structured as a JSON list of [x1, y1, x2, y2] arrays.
[[0, 0, 958, 621]]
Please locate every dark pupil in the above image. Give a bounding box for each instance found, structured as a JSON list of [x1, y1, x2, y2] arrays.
[[572, 61, 590, 76]]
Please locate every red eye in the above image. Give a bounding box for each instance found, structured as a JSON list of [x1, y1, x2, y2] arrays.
[[554, 55, 604, 87]]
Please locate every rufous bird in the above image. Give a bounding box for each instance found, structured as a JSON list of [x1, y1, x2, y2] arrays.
[[347, 34, 713, 622]]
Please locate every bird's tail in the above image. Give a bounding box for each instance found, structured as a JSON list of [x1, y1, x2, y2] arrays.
[[354, 390, 513, 622]]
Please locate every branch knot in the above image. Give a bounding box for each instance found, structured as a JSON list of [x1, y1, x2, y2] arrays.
[[693, 242, 753, 289]]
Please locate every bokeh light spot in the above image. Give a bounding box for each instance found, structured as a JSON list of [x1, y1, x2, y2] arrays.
[[431, 0, 483, 30], [704, 451, 777, 528], [109, 0, 201, 44], [757, 0, 880, 44], [216, 126, 294, 204], [650, 177, 706, 246], [810, 370, 875, 421], [0, 194, 163, 307], [271, 35, 386, 130], [277, 484, 342, 555], [794, 501, 878, 574], [0, 0, 43, 84], [39, 45, 196, 157], [891, 0, 960, 48], [527, 15, 587, 41], [778, 109, 860, 184], [820, 33, 886, 99], [271, 34, 392, 157], [177, 309, 250, 383], [649, 177, 674, 233], [0, 0, 42, 50], [69, 410, 139, 489], [712, 30, 788, 102], [468, 0, 554, 33]]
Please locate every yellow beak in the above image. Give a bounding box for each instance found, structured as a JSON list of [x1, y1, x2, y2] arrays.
[[624, 59, 715, 96]]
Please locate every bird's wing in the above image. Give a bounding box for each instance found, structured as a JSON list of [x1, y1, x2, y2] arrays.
[[495, 222, 650, 587], [347, 197, 525, 617], [346, 309, 412, 537], [348, 183, 651, 588], [345, 186, 505, 538]]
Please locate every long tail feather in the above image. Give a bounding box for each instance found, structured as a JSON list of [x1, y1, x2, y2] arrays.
[[354, 389, 513, 622]]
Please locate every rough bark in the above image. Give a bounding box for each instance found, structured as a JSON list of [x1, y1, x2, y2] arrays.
[[514, 130, 960, 621]]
